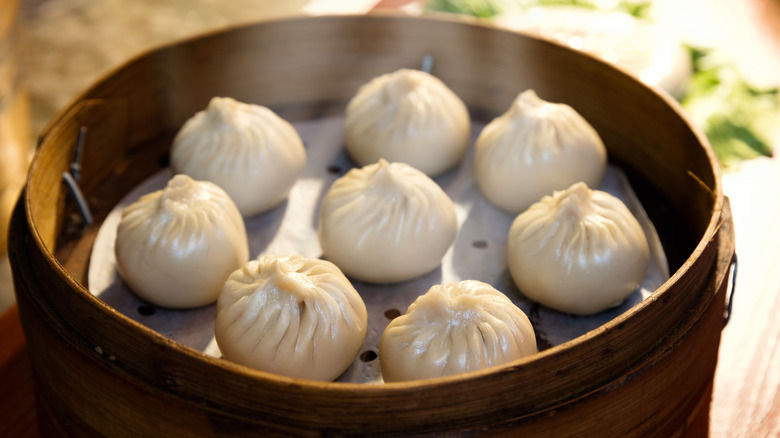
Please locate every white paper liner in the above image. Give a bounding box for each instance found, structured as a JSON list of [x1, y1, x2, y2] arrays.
[[88, 115, 670, 383]]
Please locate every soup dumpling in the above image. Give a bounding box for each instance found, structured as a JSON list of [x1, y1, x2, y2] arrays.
[[114, 174, 249, 309], [215, 254, 368, 381], [171, 96, 306, 217], [344, 68, 470, 177], [318, 159, 457, 283], [380, 280, 537, 382], [475, 89, 607, 213], [507, 182, 650, 315]]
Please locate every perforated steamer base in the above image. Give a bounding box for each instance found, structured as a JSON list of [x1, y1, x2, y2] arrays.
[[88, 113, 669, 384]]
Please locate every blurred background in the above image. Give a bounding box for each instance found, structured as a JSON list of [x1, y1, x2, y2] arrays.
[[0, 1, 778, 435]]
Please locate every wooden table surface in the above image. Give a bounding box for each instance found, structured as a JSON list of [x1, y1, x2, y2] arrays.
[[0, 304, 39, 438], [709, 155, 780, 437]]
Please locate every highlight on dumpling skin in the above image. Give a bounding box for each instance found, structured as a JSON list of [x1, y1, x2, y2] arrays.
[[474, 89, 607, 213], [170, 96, 306, 217], [507, 182, 650, 315], [380, 280, 537, 382], [214, 254, 368, 382], [318, 159, 458, 284], [344, 68, 470, 177], [114, 174, 249, 309]]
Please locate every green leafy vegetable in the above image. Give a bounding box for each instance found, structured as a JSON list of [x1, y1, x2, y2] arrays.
[[681, 48, 777, 170], [425, 0, 505, 17], [425, 0, 652, 18]]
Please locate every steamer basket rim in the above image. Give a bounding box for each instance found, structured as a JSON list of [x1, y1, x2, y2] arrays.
[[22, 12, 725, 391]]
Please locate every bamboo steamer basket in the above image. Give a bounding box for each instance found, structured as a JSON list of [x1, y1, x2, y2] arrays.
[[8, 14, 735, 437]]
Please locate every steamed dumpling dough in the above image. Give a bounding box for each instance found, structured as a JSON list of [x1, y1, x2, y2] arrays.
[[380, 280, 537, 382], [318, 159, 457, 283], [215, 254, 368, 381], [170, 96, 306, 217], [475, 89, 607, 213], [344, 68, 470, 177], [507, 182, 650, 315], [114, 174, 249, 309]]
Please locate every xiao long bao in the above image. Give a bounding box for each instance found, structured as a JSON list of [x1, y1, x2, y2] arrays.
[[170, 96, 306, 217], [114, 174, 249, 309], [344, 68, 471, 177], [318, 159, 458, 284], [507, 182, 650, 315], [214, 255, 367, 382], [380, 280, 537, 382], [475, 89, 607, 213]]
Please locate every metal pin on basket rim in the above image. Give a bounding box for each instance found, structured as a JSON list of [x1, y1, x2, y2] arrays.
[[723, 253, 738, 327], [421, 53, 434, 74], [62, 126, 93, 225], [71, 126, 87, 182], [62, 171, 93, 226]]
